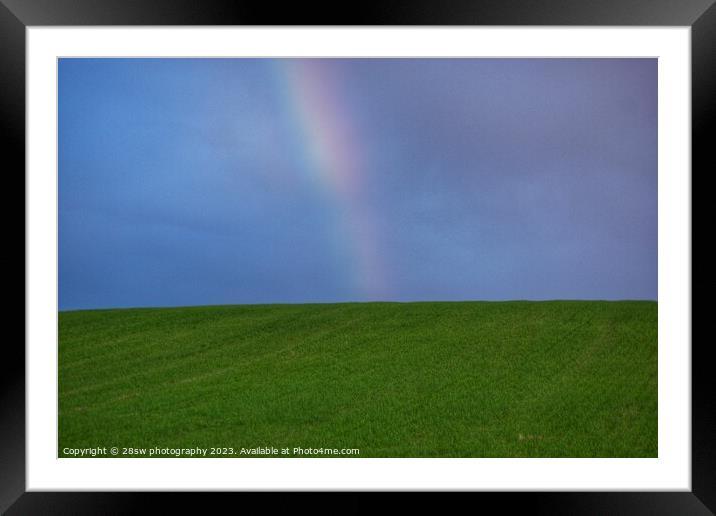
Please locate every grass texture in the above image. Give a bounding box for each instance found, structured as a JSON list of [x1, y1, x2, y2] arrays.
[[59, 301, 657, 457]]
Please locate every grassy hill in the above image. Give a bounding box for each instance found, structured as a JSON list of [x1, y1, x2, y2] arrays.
[[59, 301, 657, 457]]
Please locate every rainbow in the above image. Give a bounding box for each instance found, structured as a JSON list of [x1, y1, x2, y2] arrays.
[[274, 59, 388, 300]]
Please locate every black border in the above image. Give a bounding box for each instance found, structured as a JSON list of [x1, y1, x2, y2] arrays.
[[5, 1, 711, 513]]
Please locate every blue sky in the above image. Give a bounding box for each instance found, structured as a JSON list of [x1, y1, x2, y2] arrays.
[[59, 58, 657, 310]]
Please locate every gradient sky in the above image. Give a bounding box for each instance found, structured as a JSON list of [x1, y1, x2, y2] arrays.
[[59, 58, 657, 310]]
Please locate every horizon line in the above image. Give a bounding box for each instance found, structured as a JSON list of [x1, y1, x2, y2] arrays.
[[58, 298, 658, 313]]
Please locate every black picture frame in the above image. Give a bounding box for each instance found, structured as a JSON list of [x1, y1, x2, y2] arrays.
[[5, 0, 710, 513]]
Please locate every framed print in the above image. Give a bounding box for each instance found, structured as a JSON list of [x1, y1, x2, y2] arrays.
[[5, 0, 711, 512]]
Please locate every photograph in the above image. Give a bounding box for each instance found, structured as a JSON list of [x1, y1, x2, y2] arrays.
[[58, 57, 658, 459]]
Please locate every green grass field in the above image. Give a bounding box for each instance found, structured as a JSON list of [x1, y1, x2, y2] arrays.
[[59, 301, 657, 458]]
